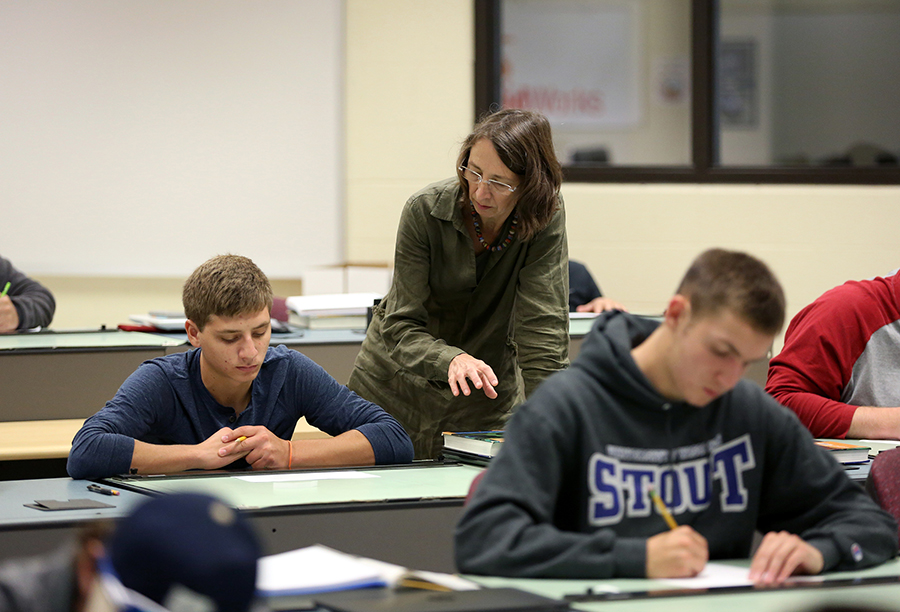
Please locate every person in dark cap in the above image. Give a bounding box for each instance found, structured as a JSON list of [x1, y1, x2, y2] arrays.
[[107, 493, 260, 612], [0, 493, 261, 612]]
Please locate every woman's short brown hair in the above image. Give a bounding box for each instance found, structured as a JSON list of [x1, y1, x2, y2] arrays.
[[182, 254, 273, 330], [456, 108, 563, 241]]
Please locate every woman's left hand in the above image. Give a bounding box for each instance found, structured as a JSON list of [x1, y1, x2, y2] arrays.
[[448, 353, 499, 399]]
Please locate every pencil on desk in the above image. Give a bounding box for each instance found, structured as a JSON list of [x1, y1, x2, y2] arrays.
[[648, 486, 678, 530], [87, 484, 120, 496]]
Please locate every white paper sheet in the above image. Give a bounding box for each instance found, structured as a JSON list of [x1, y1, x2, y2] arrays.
[[658, 563, 825, 589], [235, 471, 379, 483], [658, 563, 753, 588]]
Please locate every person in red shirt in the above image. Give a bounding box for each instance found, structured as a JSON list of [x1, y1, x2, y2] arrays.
[[766, 270, 900, 439]]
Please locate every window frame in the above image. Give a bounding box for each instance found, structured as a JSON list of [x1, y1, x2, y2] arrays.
[[474, 0, 900, 185]]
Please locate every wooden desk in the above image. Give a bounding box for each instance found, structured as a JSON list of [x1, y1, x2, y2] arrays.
[[0, 419, 84, 461], [0, 419, 85, 480], [470, 558, 900, 612], [0, 463, 482, 572]]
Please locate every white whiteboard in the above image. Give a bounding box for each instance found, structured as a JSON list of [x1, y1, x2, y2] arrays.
[[0, 0, 343, 278]]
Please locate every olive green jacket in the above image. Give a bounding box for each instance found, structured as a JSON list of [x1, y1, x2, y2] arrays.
[[349, 178, 569, 457]]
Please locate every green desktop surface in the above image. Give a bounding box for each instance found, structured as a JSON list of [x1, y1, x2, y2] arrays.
[[568, 313, 662, 338], [0, 314, 618, 351], [104, 463, 483, 510], [0, 329, 185, 351], [568, 316, 595, 337], [471, 558, 900, 612]]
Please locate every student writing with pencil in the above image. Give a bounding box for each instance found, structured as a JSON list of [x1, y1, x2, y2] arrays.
[[456, 249, 897, 584], [0, 254, 55, 332]]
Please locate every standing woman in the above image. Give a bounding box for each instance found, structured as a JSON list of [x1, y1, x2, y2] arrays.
[[348, 109, 569, 459]]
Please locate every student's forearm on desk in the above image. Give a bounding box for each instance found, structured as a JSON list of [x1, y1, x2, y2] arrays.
[[291, 430, 375, 468], [848, 406, 900, 439], [131, 440, 211, 474], [130, 429, 245, 474]]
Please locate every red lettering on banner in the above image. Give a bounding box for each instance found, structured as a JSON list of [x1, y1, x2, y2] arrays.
[[503, 87, 604, 117]]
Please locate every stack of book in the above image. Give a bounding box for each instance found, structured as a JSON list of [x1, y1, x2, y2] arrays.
[[285, 293, 381, 330], [441, 431, 504, 466], [128, 310, 188, 331], [814, 439, 871, 464]]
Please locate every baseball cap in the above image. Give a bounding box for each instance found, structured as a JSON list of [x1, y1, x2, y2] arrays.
[[108, 493, 260, 612]]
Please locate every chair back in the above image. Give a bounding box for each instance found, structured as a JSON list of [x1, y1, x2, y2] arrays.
[[865, 447, 900, 547], [271, 296, 290, 322], [465, 471, 486, 505]]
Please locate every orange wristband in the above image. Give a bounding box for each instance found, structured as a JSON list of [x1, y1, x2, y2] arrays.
[[288, 441, 293, 469]]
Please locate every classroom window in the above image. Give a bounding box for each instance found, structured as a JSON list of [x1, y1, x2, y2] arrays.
[[475, 0, 900, 184], [718, 0, 900, 168]]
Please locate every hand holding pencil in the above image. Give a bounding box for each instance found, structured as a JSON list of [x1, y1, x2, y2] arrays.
[[0, 281, 19, 333], [645, 486, 708, 578]]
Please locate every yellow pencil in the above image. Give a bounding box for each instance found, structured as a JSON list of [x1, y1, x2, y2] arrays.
[[236, 436, 247, 442], [648, 487, 679, 530]]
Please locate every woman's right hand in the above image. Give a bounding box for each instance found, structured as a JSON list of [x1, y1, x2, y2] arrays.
[[449, 353, 499, 399]]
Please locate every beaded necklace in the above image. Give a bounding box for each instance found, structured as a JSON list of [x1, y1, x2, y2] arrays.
[[470, 203, 519, 253]]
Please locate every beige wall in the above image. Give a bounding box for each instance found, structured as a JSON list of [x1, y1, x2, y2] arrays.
[[344, 0, 474, 263], [41, 0, 900, 354], [562, 183, 899, 350]]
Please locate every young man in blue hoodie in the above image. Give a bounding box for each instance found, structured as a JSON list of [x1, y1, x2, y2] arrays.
[[68, 254, 413, 479], [456, 249, 897, 584]]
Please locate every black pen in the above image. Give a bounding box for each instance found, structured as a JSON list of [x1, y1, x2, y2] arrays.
[[87, 484, 120, 496]]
